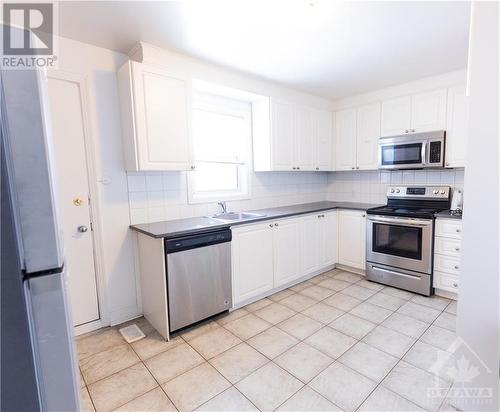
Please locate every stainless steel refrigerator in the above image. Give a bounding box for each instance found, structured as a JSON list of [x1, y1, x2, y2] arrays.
[[1, 58, 80, 409]]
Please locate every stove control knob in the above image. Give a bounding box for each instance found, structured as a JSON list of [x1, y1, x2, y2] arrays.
[[390, 189, 395, 193], [433, 190, 439, 194], [395, 189, 400, 193], [440, 190, 446, 194]]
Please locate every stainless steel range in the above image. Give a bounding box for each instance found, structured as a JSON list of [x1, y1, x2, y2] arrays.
[[366, 186, 451, 295]]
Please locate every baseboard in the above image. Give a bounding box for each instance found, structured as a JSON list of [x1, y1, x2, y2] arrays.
[[335, 263, 366, 276], [74, 319, 105, 336], [434, 288, 458, 300]]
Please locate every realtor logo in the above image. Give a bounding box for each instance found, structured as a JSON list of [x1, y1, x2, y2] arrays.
[[3, 3, 53, 55]]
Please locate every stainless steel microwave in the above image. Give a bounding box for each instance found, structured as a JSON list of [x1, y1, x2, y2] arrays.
[[378, 130, 445, 170]]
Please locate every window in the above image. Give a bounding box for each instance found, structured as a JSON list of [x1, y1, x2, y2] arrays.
[[187, 92, 252, 203]]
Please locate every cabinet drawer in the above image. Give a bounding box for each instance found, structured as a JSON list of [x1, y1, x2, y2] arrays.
[[434, 254, 461, 275], [434, 271, 459, 293], [435, 219, 463, 239], [434, 237, 462, 257]]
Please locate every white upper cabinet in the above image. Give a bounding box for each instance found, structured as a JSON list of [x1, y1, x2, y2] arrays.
[[356, 103, 381, 170], [295, 107, 315, 171], [314, 109, 333, 171], [271, 100, 296, 170], [381, 89, 447, 137], [445, 85, 469, 168], [118, 61, 193, 171], [334, 108, 357, 170], [410, 89, 447, 133], [381, 96, 411, 137]]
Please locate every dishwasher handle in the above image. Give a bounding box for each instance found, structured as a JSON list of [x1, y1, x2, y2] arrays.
[[165, 229, 232, 254]]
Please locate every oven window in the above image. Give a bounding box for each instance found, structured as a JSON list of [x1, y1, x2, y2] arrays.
[[372, 223, 422, 260], [381, 143, 422, 165]]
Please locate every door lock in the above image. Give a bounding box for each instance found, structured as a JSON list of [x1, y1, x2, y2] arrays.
[[73, 198, 83, 206]]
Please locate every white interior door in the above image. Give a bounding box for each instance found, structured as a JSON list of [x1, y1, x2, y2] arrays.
[[47, 74, 100, 327]]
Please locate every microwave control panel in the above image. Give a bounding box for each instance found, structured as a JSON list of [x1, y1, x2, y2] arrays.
[[429, 141, 442, 163]]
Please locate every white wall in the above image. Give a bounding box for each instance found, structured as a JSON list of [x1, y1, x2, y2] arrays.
[[51, 37, 140, 326], [326, 169, 464, 205]]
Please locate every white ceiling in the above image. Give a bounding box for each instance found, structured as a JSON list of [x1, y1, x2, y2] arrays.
[[58, 1, 471, 100]]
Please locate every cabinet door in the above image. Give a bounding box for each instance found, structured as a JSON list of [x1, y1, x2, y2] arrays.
[[273, 218, 302, 287], [271, 100, 295, 170], [337, 210, 366, 270], [356, 103, 381, 170], [314, 109, 333, 170], [319, 211, 337, 267], [334, 108, 357, 170], [295, 107, 315, 170], [381, 96, 411, 137], [410, 89, 447, 133], [445, 85, 469, 168], [301, 214, 321, 274], [232, 223, 274, 304], [131, 62, 192, 171]]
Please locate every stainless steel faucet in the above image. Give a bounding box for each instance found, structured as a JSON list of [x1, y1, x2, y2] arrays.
[[217, 201, 227, 214]]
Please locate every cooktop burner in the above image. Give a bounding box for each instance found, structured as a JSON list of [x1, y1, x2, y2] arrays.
[[367, 205, 446, 219]]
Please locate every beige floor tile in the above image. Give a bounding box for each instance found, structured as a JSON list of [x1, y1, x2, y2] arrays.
[[216, 308, 249, 326], [189, 327, 241, 359], [88, 363, 157, 412], [80, 343, 140, 385], [350, 301, 393, 324], [209, 343, 268, 384], [236, 363, 303, 411], [301, 302, 345, 324], [247, 326, 299, 359], [80, 387, 95, 412], [145, 343, 204, 384], [181, 321, 220, 342], [305, 327, 357, 359], [275, 342, 334, 383], [420, 325, 457, 352], [332, 272, 363, 283], [276, 386, 341, 411], [223, 314, 271, 340], [397, 301, 441, 323], [309, 362, 377, 411], [116, 317, 156, 337], [131, 333, 183, 360], [254, 302, 296, 324], [77, 328, 125, 360], [277, 313, 323, 340], [383, 361, 450, 411], [367, 292, 407, 311], [363, 326, 416, 358], [323, 292, 362, 311], [411, 295, 450, 311], [309, 274, 330, 284], [80, 369, 86, 388], [382, 313, 430, 339], [269, 289, 295, 302], [279, 294, 317, 312], [342, 284, 377, 300], [245, 298, 273, 312], [444, 300, 457, 315], [403, 341, 456, 382], [330, 313, 376, 339], [433, 312, 456, 332], [114, 387, 176, 411], [339, 341, 398, 382], [163, 363, 231, 412], [381, 286, 415, 300], [299, 285, 335, 301], [196, 387, 257, 411], [317, 278, 351, 292], [358, 386, 425, 411], [356, 279, 385, 291], [289, 281, 314, 292]]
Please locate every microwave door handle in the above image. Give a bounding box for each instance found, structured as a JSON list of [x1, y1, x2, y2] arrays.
[[421, 143, 427, 166]]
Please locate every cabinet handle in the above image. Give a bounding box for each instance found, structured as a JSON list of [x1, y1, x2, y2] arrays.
[[405, 130, 409, 133], [356, 166, 360, 169], [455, 247, 460, 251], [446, 162, 450, 167], [453, 283, 458, 288], [292, 167, 296, 170], [411, 129, 415, 132], [456, 229, 461, 233], [297, 166, 300, 170], [269, 224, 273, 228], [190, 165, 196, 170], [351, 166, 355, 169], [362, 214, 366, 217], [454, 265, 459, 270], [274, 223, 278, 227], [316, 167, 319, 170]]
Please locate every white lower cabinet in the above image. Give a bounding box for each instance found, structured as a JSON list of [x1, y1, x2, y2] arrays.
[[433, 218, 462, 297], [337, 210, 366, 270], [273, 217, 302, 287]]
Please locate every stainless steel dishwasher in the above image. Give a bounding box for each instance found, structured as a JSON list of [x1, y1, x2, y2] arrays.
[[165, 229, 232, 332]]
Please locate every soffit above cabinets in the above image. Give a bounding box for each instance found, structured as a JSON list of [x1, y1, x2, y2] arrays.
[[59, 1, 471, 100]]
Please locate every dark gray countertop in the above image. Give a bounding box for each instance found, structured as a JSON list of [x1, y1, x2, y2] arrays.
[[130, 201, 381, 239], [435, 210, 463, 220]]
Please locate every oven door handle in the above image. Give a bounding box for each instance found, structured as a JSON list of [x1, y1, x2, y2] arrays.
[[367, 215, 432, 227], [371, 265, 422, 279]]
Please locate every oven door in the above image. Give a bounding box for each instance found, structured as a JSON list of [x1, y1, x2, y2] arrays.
[[379, 140, 426, 169], [366, 215, 433, 274]]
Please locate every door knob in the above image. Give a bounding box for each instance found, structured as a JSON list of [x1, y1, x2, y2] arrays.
[[78, 225, 88, 233]]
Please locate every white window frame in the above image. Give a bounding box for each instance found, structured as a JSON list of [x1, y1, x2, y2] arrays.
[[187, 92, 252, 204]]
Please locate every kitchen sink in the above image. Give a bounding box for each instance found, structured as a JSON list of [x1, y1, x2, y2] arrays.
[[209, 212, 266, 222]]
